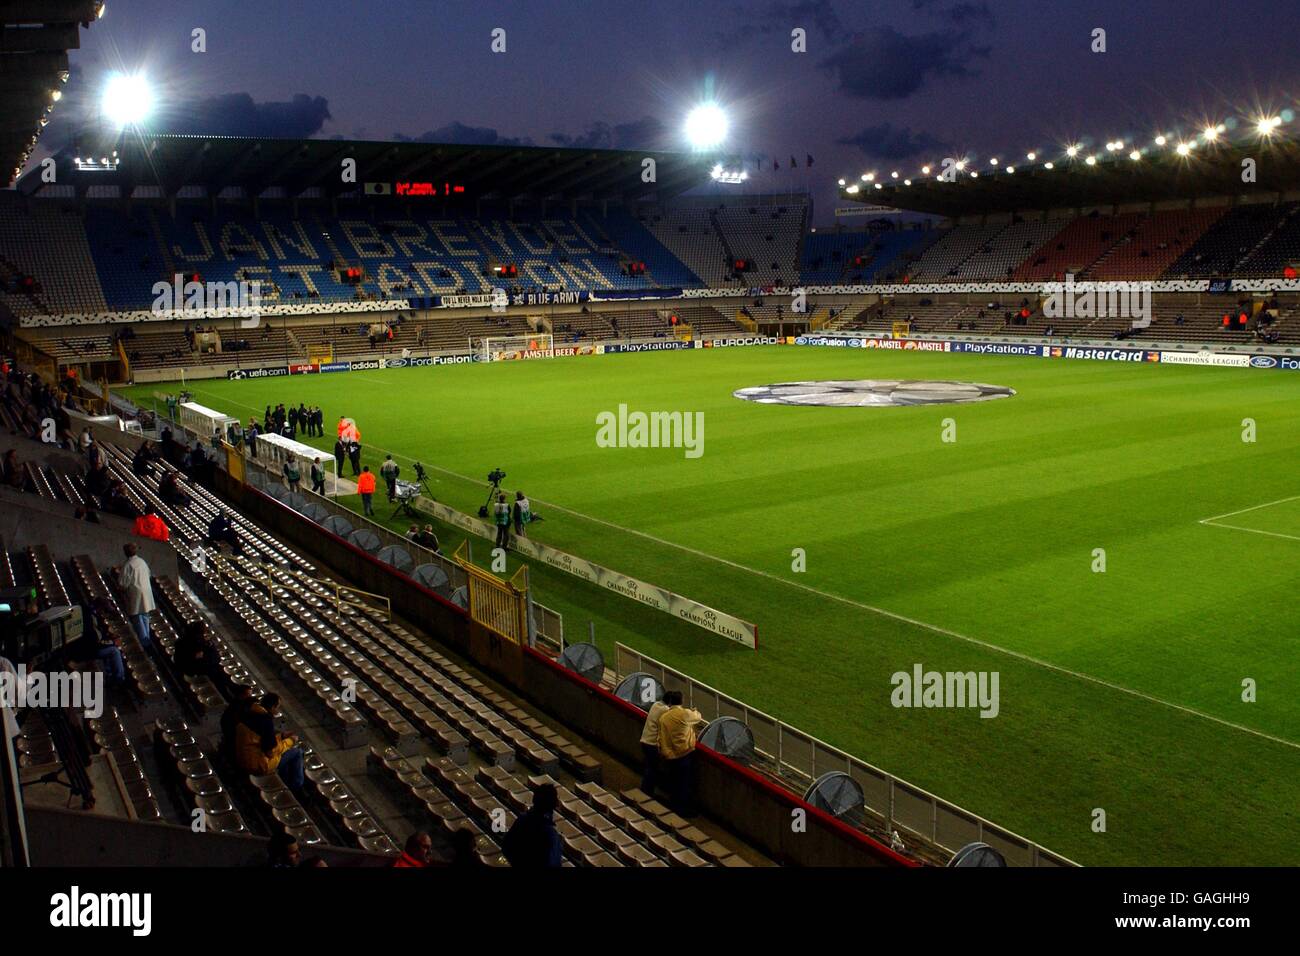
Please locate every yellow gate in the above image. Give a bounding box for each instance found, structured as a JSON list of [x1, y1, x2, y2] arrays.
[[452, 542, 529, 644]]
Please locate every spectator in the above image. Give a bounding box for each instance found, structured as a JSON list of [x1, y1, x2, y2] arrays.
[[638, 693, 673, 796], [310, 458, 326, 495], [379, 454, 400, 501], [418, 525, 440, 553], [158, 471, 192, 508], [235, 693, 304, 794], [131, 441, 155, 477], [101, 481, 139, 520], [405, 524, 421, 543], [356, 466, 376, 516], [115, 543, 156, 650], [206, 511, 243, 555], [73, 505, 101, 523], [449, 827, 487, 868], [1, 449, 21, 489], [392, 831, 433, 868], [133, 506, 170, 543], [657, 691, 705, 816], [283, 458, 301, 494], [78, 427, 93, 454], [268, 832, 301, 868], [83, 597, 125, 685], [219, 685, 256, 761], [175, 619, 219, 679], [501, 783, 562, 868], [246, 419, 260, 458], [333, 438, 346, 476], [512, 491, 531, 538], [493, 492, 511, 550]]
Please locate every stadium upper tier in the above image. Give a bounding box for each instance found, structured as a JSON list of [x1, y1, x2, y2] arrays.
[[3, 193, 1300, 320]]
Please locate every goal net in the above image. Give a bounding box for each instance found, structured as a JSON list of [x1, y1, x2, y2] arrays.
[[476, 332, 555, 362]]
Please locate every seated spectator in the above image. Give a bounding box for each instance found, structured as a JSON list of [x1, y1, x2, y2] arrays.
[[133, 506, 170, 542], [158, 471, 191, 508], [267, 832, 301, 868], [85, 459, 111, 496], [219, 685, 256, 761], [1, 449, 22, 489], [501, 783, 562, 868], [175, 619, 219, 679], [235, 693, 304, 794], [73, 505, 101, 523], [393, 831, 434, 868], [131, 442, 156, 477], [206, 512, 243, 555], [101, 481, 140, 520], [82, 597, 126, 685]]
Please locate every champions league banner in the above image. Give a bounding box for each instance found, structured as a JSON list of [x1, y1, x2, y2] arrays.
[[415, 496, 757, 648]]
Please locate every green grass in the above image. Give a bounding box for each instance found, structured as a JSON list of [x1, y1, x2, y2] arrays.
[[123, 347, 1300, 865]]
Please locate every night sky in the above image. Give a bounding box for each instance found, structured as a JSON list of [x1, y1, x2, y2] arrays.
[[33, 0, 1300, 223]]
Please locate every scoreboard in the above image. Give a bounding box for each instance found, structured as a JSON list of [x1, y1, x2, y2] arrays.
[[365, 181, 466, 197]]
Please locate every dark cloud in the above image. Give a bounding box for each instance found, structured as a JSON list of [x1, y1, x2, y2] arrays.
[[726, 0, 844, 41], [837, 123, 949, 160], [910, 0, 996, 27], [550, 116, 666, 150], [163, 93, 332, 138], [393, 121, 531, 146], [820, 26, 991, 100]]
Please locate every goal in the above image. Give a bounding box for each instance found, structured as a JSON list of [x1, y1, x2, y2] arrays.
[[475, 332, 555, 362]]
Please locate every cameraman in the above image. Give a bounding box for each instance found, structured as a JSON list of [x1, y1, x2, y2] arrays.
[[492, 492, 512, 550]]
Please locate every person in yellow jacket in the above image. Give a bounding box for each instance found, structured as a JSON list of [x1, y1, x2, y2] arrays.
[[657, 691, 706, 817], [235, 694, 305, 792]]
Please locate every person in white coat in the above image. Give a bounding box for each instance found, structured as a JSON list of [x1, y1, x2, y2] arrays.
[[115, 543, 155, 649]]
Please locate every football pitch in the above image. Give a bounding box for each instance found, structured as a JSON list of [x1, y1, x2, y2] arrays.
[[123, 346, 1300, 865]]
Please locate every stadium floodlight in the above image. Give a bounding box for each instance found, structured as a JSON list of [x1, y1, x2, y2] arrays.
[[969, 171, 978, 179], [921, 164, 931, 175], [903, 179, 911, 186], [1085, 155, 1097, 165], [683, 103, 728, 148], [874, 182, 883, 189], [1176, 142, 1192, 156], [837, 178, 846, 186], [1256, 116, 1283, 135], [989, 157, 999, 165], [845, 184, 859, 194], [1066, 144, 1079, 158], [890, 170, 898, 178], [101, 72, 153, 128], [1043, 161, 1054, 169], [865, 172, 875, 181], [955, 159, 967, 170], [1154, 134, 1167, 146], [50, 89, 62, 102], [1026, 151, 1036, 161], [1202, 125, 1218, 141], [1005, 165, 1014, 174], [1129, 150, 1141, 161]]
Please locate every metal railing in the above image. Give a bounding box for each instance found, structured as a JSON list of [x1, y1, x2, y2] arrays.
[[615, 643, 1078, 868]]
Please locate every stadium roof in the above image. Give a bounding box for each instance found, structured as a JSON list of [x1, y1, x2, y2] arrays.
[[839, 138, 1300, 218], [20, 132, 717, 203], [0, 0, 100, 186]]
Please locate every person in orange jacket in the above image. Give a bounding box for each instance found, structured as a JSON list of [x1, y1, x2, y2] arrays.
[[132, 505, 170, 542], [356, 465, 376, 516]]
